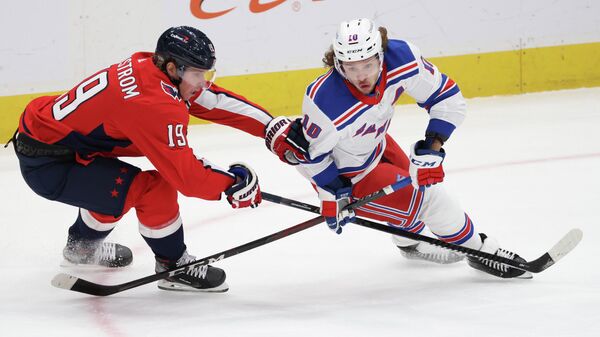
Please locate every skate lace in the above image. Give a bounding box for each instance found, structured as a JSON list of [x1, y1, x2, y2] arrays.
[[187, 264, 209, 279], [481, 248, 515, 272], [98, 242, 116, 261], [177, 252, 208, 279]]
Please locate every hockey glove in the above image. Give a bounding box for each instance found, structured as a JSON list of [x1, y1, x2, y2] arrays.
[[225, 162, 262, 209], [409, 140, 446, 190], [265, 116, 310, 165], [317, 178, 355, 234]]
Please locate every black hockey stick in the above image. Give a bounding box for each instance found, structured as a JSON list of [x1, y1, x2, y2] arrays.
[[51, 177, 412, 296], [51, 216, 324, 296], [261, 192, 583, 274]]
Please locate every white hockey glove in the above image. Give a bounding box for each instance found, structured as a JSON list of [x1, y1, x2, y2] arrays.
[[225, 162, 261, 209], [317, 179, 355, 234], [409, 140, 446, 190], [265, 116, 310, 165]]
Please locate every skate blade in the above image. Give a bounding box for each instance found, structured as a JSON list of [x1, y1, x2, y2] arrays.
[[60, 259, 130, 270], [400, 253, 465, 264], [157, 280, 229, 293], [516, 271, 533, 279], [398, 247, 465, 264]]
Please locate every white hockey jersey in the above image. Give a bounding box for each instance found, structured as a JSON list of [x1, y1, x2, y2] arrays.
[[299, 39, 467, 188]]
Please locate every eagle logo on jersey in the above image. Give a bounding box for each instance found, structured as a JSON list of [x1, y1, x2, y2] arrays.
[[161, 81, 181, 101]]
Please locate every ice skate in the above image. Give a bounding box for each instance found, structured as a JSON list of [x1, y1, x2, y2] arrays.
[[467, 233, 532, 279], [62, 236, 133, 268], [155, 250, 228, 292], [396, 242, 465, 264], [393, 236, 464, 264]]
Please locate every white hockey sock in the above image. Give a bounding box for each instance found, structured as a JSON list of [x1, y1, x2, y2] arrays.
[[417, 185, 482, 250]]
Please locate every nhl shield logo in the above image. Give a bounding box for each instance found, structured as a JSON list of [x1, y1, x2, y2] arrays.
[[161, 81, 181, 101]]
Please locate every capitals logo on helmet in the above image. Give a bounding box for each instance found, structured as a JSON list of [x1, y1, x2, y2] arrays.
[[332, 18, 384, 78]]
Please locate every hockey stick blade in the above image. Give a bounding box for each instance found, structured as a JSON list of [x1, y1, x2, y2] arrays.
[[262, 192, 583, 274], [51, 215, 324, 296], [52, 273, 125, 296], [524, 228, 583, 273], [353, 217, 582, 274]]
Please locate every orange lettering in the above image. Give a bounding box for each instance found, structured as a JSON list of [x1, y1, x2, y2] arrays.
[[190, 0, 235, 19], [249, 0, 287, 13]]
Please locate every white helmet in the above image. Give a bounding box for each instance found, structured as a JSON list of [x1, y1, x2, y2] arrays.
[[333, 18, 384, 77]]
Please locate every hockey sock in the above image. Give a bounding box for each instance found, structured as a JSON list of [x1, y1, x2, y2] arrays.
[[67, 209, 115, 241], [141, 225, 187, 261]]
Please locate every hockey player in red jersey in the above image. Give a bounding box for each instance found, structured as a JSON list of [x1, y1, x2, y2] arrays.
[[264, 18, 531, 279], [12, 26, 264, 292]]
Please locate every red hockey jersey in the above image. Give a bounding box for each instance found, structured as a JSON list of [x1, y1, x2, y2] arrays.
[[19, 52, 271, 200]]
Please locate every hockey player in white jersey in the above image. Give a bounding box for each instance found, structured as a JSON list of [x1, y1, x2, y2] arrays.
[[265, 18, 530, 278]]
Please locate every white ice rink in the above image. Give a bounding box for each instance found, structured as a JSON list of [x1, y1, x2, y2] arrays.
[[1, 88, 599, 337]]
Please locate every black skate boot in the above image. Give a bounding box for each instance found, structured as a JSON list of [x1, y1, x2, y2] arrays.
[[155, 250, 228, 292], [467, 233, 532, 279], [393, 236, 464, 264], [62, 235, 133, 268]]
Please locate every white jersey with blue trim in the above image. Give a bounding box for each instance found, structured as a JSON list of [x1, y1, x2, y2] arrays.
[[299, 39, 467, 188]]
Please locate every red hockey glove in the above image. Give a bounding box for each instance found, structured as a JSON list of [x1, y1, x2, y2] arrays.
[[225, 163, 261, 209], [409, 140, 446, 190], [265, 116, 309, 165]]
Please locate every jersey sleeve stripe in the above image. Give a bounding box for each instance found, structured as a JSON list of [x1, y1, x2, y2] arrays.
[[425, 118, 456, 141], [387, 60, 418, 79], [386, 61, 419, 87], [308, 69, 334, 99], [311, 161, 339, 187], [417, 74, 461, 111], [205, 88, 273, 120]]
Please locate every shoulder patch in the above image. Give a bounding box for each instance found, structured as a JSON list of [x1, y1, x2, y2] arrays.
[[161, 81, 181, 101]]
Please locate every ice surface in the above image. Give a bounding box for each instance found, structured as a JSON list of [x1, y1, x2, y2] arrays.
[[1, 88, 599, 337]]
